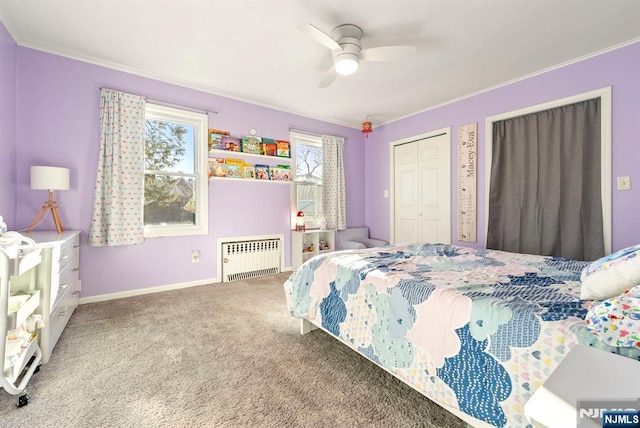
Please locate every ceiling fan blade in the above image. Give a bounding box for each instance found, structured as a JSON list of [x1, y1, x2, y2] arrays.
[[361, 46, 416, 62], [298, 23, 342, 51], [318, 67, 338, 88]]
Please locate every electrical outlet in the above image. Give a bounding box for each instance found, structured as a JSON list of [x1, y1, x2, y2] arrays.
[[617, 176, 631, 190], [191, 250, 200, 263]]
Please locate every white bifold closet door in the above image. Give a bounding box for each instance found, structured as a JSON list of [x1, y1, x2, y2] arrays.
[[394, 133, 451, 244]]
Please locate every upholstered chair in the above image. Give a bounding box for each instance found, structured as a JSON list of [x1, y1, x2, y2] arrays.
[[336, 227, 389, 251]]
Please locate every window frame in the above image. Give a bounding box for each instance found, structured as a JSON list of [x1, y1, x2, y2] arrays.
[[290, 131, 323, 227], [143, 103, 208, 238]]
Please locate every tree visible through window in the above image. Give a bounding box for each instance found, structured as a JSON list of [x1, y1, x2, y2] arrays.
[[143, 104, 208, 237], [294, 135, 323, 220], [144, 120, 194, 225]]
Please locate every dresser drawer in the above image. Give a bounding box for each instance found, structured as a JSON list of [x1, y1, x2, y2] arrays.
[[58, 234, 79, 273], [53, 265, 79, 311], [48, 235, 79, 310], [49, 277, 79, 352], [59, 261, 79, 288]]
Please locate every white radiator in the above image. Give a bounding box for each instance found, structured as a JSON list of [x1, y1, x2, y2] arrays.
[[221, 237, 282, 282]]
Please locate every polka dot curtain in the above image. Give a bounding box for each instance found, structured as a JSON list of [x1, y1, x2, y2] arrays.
[[89, 89, 146, 247], [321, 134, 346, 231]]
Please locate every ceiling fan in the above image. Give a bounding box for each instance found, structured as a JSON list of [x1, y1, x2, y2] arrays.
[[298, 23, 417, 88]]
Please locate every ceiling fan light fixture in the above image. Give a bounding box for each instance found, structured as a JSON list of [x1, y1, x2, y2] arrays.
[[334, 53, 359, 75], [300, 22, 416, 87]]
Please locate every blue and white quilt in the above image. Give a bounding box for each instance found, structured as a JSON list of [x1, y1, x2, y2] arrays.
[[284, 243, 640, 427]]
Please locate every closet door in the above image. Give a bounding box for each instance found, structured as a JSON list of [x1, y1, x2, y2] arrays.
[[394, 133, 451, 244], [394, 142, 419, 243]]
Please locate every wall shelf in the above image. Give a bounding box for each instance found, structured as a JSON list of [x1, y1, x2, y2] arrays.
[[208, 149, 292, 182], [209, 177, 292, 184], [208, 149, 291, 163]]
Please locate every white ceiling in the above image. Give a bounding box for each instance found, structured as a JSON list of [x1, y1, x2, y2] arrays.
[[1, 0, 639, 129]]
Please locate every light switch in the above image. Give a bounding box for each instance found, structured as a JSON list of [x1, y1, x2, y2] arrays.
[[384, 190, 389, 198], [617, 176, 631, 190]]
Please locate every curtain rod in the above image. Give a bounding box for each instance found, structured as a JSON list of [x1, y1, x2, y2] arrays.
[[289, 127, 347, 141], [99, 87, 218, 115]]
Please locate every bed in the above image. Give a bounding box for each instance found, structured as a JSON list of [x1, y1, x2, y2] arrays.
[[283, 243, 640, 428]]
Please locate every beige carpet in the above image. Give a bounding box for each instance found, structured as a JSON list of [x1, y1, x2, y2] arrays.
[[0, 272, 467, 427]]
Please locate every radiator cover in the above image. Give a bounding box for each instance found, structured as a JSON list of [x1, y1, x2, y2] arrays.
[[221, 238, 282, 282]]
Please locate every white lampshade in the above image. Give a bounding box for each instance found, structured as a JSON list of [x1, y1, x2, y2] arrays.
[[31, 166, 70, 191]]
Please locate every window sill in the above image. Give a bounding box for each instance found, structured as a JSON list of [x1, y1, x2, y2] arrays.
[[144, 225, 208, 238]]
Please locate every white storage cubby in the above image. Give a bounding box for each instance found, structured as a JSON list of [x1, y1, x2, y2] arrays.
[[291, 230, 335, 270], [1, 232, 43, 406]]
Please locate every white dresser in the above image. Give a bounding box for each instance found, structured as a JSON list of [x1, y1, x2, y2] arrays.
[[25, 231, 81, 364]]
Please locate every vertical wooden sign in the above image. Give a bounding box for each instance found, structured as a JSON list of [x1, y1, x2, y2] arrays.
[[457, 123, 477, 242]]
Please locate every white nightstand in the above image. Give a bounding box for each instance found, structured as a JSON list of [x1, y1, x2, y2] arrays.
[[524, 345, 640, 428]]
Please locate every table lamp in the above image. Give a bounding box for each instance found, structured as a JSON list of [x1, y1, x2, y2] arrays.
[[27, 166, 70, 233]]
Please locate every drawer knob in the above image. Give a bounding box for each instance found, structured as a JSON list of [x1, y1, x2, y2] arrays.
[[61, 255, 69, 260], [73, 267, 79, 272], [58, 311, 67, 317], [60, 283, 69, 289], [73, 245, 80, 248]]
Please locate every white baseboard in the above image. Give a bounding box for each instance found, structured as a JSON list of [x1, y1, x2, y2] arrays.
[[78, 277, 219, 304], [78, 267, 293, 304]]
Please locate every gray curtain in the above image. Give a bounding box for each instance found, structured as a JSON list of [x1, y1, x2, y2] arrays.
[[487, 98, 604, 261]]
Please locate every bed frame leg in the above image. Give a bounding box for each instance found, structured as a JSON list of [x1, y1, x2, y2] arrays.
[[300, 319, 318, 335]]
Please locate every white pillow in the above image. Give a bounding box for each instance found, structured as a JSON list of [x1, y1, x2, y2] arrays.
[[580, 244, 640, 300]]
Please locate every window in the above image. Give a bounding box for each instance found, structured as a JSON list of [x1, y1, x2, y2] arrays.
[[291, 132, 323, 222], [143, 104, 208, 237]]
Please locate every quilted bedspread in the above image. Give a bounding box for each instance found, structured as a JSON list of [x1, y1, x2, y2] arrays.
[[283, 243, 640, 427]]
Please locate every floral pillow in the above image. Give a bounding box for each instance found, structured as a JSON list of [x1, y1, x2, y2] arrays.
[[580, 244, 640, 300], [585, 285, 640, 349]]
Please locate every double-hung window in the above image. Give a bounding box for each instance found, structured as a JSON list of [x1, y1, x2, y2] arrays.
[[143, 104, 208, 237], [291, 132, 323, 226]]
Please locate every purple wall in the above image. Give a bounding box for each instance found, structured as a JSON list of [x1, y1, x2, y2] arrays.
[[14, 48, 365, 298], [7, 23, 639, 299], [0, 23, 17, 228], [365, 41, 640, 253]]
